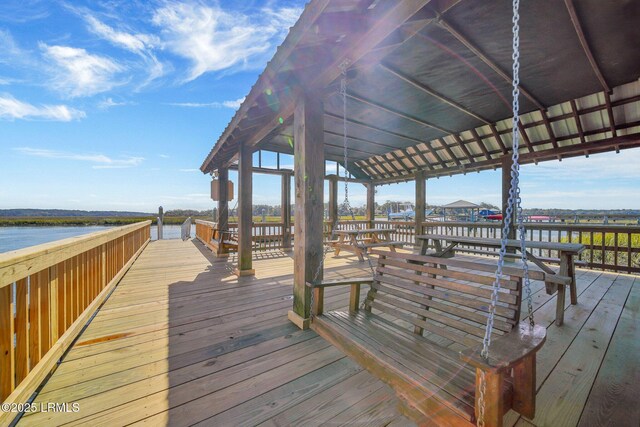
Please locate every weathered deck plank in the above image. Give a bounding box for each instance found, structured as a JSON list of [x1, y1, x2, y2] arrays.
[[13, 239, 638, 427]]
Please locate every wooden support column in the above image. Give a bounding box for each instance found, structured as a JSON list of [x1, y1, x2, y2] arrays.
[[281, 174, 292, 251], [217, 167, 230, 257], [328, 176, 338, 234], [366, 182, 375, 228], [235, 142, 255, 276], [288, 91, 324, 330], [502, 155, 516, 243], [415, 171, 426, 236]]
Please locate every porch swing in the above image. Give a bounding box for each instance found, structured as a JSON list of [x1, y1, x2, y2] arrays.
[[307, 2, 546, 426]]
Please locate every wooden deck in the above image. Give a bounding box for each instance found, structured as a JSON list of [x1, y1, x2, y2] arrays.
[[16, 239, 638, 427]]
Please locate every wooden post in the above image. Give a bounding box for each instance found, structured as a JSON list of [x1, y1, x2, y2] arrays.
[[281, 173, 292, 251], [415, 171, 426, 236], [217, 167, 230, 257], [235, 142, 255, 276], [502, 155, 516, 244], [328, 176, 338, 235], [366, 182, 375, 228], [288, 91, 324, 330]]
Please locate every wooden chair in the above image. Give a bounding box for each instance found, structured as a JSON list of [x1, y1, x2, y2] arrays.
[[307, 249, 546, 427]]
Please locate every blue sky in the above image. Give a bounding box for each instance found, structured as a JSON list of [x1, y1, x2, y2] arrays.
[[1, 1, 638, 212]]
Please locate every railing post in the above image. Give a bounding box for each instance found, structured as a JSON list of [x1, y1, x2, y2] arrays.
[[157, 206, 164, 240], [415, 171, 426, 241]]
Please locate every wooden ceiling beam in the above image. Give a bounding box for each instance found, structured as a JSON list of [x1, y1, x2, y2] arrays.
[[325, 112, 425, 145], [604, 92, 617, 138], [383, 153, 409, 176], [347, 91, 453, 134], [564, 0, 610, 93], [570, 99, 585, 145], [489, 123, 508, 155], [434, 18, 546, 111], [373, 134, 640, 184], [379, 62, 491, 125], [389, 151, 415, 173], [437, 138, 461, 167], [451, 133, 474, 164], [469, 128, 492, 161], [407, 146, 433, 171]]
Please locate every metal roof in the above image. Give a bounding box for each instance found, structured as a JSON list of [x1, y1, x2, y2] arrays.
[[201, 0, 640, 183], [441, 200, 480, 209]]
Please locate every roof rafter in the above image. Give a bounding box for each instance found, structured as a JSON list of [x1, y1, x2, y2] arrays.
[[435, 18, 546, 111]]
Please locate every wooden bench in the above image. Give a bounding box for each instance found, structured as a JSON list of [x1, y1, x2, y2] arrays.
[[307, 249, 546, 427]]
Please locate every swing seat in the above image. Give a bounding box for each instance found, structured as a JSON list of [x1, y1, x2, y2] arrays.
[[307, 249, 545, 427], [210, 228, 238, 253]]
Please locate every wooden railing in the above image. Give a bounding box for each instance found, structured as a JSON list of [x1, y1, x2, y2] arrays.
[[420, 222, 640, 274], [195, 220, 290, 250], [199, 218, 639, 274], [0, 221, 150, 417]]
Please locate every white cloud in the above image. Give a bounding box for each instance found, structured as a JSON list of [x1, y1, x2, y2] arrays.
[[98, 97, 130, 109], [179, 168, 199, 172], [40, 43, 124, 97], [84, 15, 158, 53], [152, 2, 301, 82], [82, 14, 165, 86], [166, 97, 244, 109], [0, 94, 85, 121], [159, 154, 170, 159], [14, 147, 143, 169]]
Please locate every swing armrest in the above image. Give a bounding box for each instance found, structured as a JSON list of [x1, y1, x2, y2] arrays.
[[306, 278, 374, 288], [460, 323, 546, 373]]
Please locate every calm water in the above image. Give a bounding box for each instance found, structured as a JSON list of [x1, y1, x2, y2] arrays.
[[0, 225, 194, 254]]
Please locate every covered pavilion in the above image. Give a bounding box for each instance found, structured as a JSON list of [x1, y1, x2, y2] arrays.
[[199, 0, 640, 328]]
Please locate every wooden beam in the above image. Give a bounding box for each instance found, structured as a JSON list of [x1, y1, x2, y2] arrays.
[[290, 91, 324, 328], [328, 176, 338, 229], [502, 155, 516, 243], [540, 110, 559, 151], [347, 91, 453, 134], [281, 174, 292, 250], [389, 151, 414, 174], [235, 142, 254, 276], [379, 62, 491, 124], [384, 152, 409, 176], [325, 112, 427, 147], [517, 121, 535, 153], [434, 19, 546, 111], [372, 134, 640, 184], [366, 182, 375, 225], [217, 167, 229, 257], [415, 171, 426, 235], [408, 146, 434, 170], [470, 128, 492, 161], [564, 0, 610, 93], [489, 123, 508, 155], [437, 137, 461, 167], [229, 164, 293, 176], [604, 92, 617, 138], [570, 99, 585, 144], [451, 133, 474, 164], [399, 148, 423, 171]]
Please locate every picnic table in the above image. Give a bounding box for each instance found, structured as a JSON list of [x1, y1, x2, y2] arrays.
[[331, 228, 403, 261], [415, 234, 585, 326]]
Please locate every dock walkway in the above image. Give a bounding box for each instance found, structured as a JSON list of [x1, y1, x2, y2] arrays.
[[17, 239, 639, 426]]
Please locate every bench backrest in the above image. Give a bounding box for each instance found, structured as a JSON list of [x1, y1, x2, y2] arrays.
[[366, 250, 523, 349]]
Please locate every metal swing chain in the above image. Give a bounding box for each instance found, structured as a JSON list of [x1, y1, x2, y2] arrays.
[[477, 1, 534, 426]]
